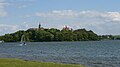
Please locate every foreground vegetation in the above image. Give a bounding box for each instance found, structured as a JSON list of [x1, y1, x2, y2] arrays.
[[0, 27, 100, 42], [0, 58, 84, 67]]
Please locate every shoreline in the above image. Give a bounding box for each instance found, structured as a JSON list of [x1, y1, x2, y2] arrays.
[[0, 58, 84, 67]]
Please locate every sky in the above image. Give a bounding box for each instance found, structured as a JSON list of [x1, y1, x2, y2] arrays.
[[0, 0, 120, 35]]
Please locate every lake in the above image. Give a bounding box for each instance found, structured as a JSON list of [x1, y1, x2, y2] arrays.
[[0, 40, 120, 67]]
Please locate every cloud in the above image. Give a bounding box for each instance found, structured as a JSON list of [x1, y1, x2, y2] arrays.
[[0, 0, 9, 17], [5, 0, 35, 2], [36, 10, 120, 22], [18, 5, 27, 8], [19, 22, 29, 29], [35, 10, 120, 35], [0, 0, 5, 2], [0, 24, 18, 35], [36, 10, 78, 18], [8, 0, 36, 9], [0, 22, 30, 35], [102, 12, 120, 22]]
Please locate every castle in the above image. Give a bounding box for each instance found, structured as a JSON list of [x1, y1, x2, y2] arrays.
[[28, 23, 72, 31], [28, 23, 44, 30]]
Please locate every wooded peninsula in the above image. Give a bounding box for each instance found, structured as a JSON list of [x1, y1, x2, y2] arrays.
[[0, 25, 115, 42]]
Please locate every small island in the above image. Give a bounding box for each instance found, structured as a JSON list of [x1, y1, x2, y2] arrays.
[[0, 24, 119, 42], [0, 24, 101, 42]]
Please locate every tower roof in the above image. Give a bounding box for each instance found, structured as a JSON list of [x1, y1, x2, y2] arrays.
[[39, 23, 41, 28]]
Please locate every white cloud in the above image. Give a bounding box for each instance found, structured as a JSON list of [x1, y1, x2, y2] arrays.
[[36, 10, 78, 18], [35, 10, 120, 35], [0, 24, 18, 35], [0, 0, 5, 2], [9, 0, 36, 9], [19, 22, 29, 29], [36, 10, 120, 23], [0, 0, 9, 17], [0, 22, 30, 35], [20, 15, 32, 18], [18, 5, 27, 8], [0, 10, 7, 17], [101, 12, 120, 22]]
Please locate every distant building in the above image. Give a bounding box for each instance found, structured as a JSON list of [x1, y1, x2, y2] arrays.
[[62, 26, 70, 30], [39, 23, 41, 29], [28, 28, 38, 30], [28, 23, 44, 30], [62, 25, 73, 31]]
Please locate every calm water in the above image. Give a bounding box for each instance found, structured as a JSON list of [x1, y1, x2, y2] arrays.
[[0, 40, 120, 67]]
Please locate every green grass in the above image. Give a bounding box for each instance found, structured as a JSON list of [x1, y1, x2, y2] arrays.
[[0, 58, 84, 67]]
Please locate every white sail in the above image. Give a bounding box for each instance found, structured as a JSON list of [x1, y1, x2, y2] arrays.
[[0, 41, 4, 43], [20, 35, 26, 46]]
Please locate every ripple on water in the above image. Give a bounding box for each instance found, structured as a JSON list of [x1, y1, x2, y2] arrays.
[[0, 41, 120, 67]]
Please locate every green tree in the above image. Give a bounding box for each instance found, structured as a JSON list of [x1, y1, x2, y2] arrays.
[[0, 28, 99, 42]]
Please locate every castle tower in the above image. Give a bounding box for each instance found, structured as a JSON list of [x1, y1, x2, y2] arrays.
[[63, 25, 69, 30], [39, 23, 41, 29]]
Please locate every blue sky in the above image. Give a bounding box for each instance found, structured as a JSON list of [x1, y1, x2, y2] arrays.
[[0, 0, 120, 35]]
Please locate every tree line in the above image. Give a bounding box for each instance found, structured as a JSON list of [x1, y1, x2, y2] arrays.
[[0, 28, 100, 42]]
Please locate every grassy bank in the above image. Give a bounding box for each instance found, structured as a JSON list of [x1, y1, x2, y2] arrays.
[[0, 58, 84, 67]]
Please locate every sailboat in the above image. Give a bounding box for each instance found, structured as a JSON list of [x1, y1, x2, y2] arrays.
[[0, 40, 4, 43], [20, 35, 26, 46]]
